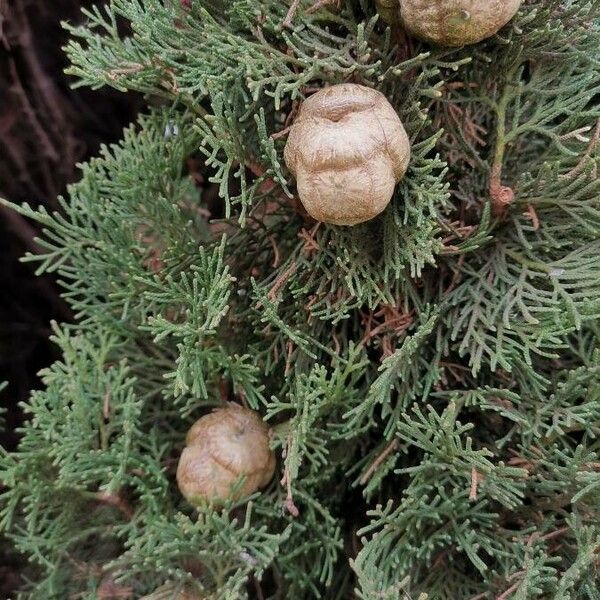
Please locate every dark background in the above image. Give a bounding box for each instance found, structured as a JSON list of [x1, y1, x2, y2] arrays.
[[0, 0, 139, 593]]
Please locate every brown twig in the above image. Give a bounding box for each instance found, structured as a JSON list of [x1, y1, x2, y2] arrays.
[[297, 222, 321, 256], [266, 261, 297, 302], [269, 235, 281, 268], [496, 581, 521, 600], [306, 0, 337, 14], [282, 0, 301, 28], [524, 204, 540, 230], [469, 467, 479, 500], [360, 304, 413, 346], [284, 340, 295, 376], [270, 126, 291, 140], [331, 331, 341, 356], [540, 526, 569, 542], [95, 491, 134, 520], [102, 390, 111, 421], [280, 435, 300, 517], [359, 440, 398, 485], [97, 576, 133, 599]]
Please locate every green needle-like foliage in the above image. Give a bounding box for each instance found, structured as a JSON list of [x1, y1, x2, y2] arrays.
[[1, 0, 600, 598]]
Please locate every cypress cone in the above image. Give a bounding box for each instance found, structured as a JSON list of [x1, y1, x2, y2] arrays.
[[284, 83, 410, 226], [398, 0, 522, 46], [176, 404, 275, 507]]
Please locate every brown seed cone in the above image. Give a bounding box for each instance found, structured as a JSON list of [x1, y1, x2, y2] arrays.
[[284, 83, 410, 226], [399, 0, 522, 47], [176, 404, 275, 507]]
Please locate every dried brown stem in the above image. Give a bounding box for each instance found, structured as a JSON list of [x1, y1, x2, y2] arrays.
[[282, 0, 301, 28], [266, 261, 297, 302], [280, 435, 300, 517], [469, 467, 479, 500], [496, 581, 521, 600], [95, 491, 134, 520], [359, 440, 398, 485], [306, 0, 337, 14]]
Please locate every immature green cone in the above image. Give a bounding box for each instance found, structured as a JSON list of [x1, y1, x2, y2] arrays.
[[399, 0, 522, 46], [176, 404, 275, 507]]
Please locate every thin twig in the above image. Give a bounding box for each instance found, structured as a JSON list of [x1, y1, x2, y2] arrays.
[[95, 491, 134, 520], [359, 440, 398, 485], [282, 0, 301, 28], [280, 435, 300, 517], [270, 126, 291, 140], [496, 581, 521, 600], [102, 390, 111, 421], [489, 69, 518, 217], [269, 235, 281, 268], [524, 204, 540, 230], [267, 261, 297, 302], [306, 0, 336, 14], [284, 340, 295, 376], [469, 467, 479, 500]]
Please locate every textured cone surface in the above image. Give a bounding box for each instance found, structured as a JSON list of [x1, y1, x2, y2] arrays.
[[399, 0, 522, 46], [284, 83, 410, 226], [176, 404, 275, 506]]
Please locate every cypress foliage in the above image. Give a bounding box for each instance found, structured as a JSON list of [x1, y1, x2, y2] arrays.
[[1, 0, 600, 597]]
